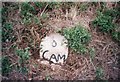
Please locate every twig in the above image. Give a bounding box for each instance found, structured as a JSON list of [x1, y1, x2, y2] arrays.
[[89, 57, 96, 71], [93, 40, 106, 43], [101, 42, 113, 55], [10, 61, 18, 67], [2, 76, 9, 80], [95, 57, 103, 60], [40, 4, 49, 16]]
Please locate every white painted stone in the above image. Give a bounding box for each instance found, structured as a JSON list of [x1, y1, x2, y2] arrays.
[[40, 60, 50, 65], [39, 33, 68, 64]]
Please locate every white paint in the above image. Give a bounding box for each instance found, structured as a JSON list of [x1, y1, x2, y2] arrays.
[[39, 33, 68, 64]]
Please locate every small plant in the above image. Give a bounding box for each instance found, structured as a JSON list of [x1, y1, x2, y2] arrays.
[[92, 8, 120, 42], [79, 3, 89, 11], [48, 2, 61, 9], [103, 9, 118, 18], [112, 31, 120, 42], [2, 56, 12, 75], [15, 47, 30, 73], [34, 2, 46, 8], [1, 7, 8, 23], [21, 2, 36, 16], [16, 47, 30, 61], [45, 75, 52, 80], [41, 13, 49, 19], [92, 11, 116, 33], [2, 22, 14, 42], [2, 5, 15, 42], [95, 67, 104, 79], [63, 25, 91, 54], [89, 47, 95, 60], [99, 2, 106, 11], [20, 2, 41, 25]]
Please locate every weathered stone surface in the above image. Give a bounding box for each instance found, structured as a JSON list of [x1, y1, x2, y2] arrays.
[[40, 33, 68, 64]]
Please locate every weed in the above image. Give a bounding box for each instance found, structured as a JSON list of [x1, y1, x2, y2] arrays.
[[91, 2, 98, 7], [92, 11, 116, 33], [95, 67, 104, 80], [15, 47, 30, 73], [45, 76, 52, 80], [34, 2, 46, 8], [63, 25, 91, 54], [2, 56, 12, 76], [103, 9, 118, 18], [22, 12, 33, 24], [99, 2, 106, 11], [20, 2, 41, 25], [92, 7, 120, 42], [41, 13, 49, 19], [89, 47, 95, 60], [16, 47, 30, 61], [22, 13, 40, 25], [21, 2, 36, 16], [1, 7, 8, 23], [112, 31, 120, 42], [33, 16, 41, 24], [2, 4, 17, 42], [79, 3, 89, 11], [48, 2, 61, 9], [2, 22, 14, 42]]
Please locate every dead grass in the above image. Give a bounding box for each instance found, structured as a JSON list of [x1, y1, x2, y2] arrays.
[[2, 2, 120, 80]]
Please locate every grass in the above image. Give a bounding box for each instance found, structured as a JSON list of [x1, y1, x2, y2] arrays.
[[2, 22, 15, 42], [20, 2, 41, 25], [92, 7, 120, 42], [2, 2, 120, 80], [48, 2, 61, 9], [112, 31, 120, 42], [2, 56, 12, 76], [2, 47, 31, 74], [21, 2, 36, 16], [78, 3, 89, 11], [2, 46, 31, 76], [15, 47, 30, 74], [2, 5, 12, 42], [63, 25, 91, 54], [16, 47, 30, 62], [45, 75, 52, 80], [89, 47, 95, 60], [92, 10, 116, 33], [95, 67, 104, 80], [20, 2, 62, 25], [2, 4, 18, 43], [1, 6, 8, 23], [34, 2, 46, 9]]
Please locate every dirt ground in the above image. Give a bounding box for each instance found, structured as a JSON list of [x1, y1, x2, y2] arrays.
[[2, 2, 120, 80]]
